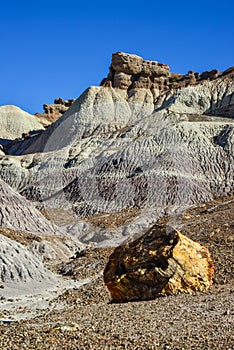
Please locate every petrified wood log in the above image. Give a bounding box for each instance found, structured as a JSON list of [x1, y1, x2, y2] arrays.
[[104, 221, 214, 302]]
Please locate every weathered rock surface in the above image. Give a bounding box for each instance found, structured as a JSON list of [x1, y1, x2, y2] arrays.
[[0, 52, 233, 246], [0, 179, 61, 234], [0, 105, 44, 142], [35, 98, 75, 125], [111, 52, 143, 75], [104, 221, 214, 302], [0, 233, 57, 285], [4, 111, 233, 211], [0, 52, 233, 316], [101, 52, 234, 108], [157, 76, 234, 116], [14, 86, 155, 154], [0, 227, 80, 267], [113, 72, 132, 89]]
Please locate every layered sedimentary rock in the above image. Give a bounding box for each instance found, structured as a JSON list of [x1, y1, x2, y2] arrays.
[[104, 221, 214, 302], [2, 52, 232, 299], [157, 76, 234, 115], [0, 52, 233, 246], [0, 179, 61, 234], [0, 234, 57, 285], [101, 52, 234, 104]]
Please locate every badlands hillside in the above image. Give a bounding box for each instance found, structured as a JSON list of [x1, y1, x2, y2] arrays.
[[0, 52, 233, 349]]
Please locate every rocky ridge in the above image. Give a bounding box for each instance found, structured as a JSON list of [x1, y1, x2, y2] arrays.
[[101, 52, 234, 115]]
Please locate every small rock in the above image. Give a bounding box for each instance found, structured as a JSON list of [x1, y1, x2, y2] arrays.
[[51, 322, 80, 333], [224, 309, 230, 315]]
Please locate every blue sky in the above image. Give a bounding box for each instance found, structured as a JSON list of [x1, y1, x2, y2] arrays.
[[0, 0, 233, 114]]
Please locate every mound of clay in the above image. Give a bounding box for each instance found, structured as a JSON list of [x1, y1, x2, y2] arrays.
[[0, 234, 57, 292], [0, 179, 60, 235], [0, 105, 44, 141]]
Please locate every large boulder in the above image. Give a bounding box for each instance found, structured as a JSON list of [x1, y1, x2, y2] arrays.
[[104, 221, 214, 302]]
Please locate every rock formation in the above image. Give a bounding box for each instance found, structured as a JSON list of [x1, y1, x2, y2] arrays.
[[104, 220, 214, 302], [101, 52, 234, 101], [0, 51, 233, 306], [35, 98, 75, 125], [0, 52, 233, 246]]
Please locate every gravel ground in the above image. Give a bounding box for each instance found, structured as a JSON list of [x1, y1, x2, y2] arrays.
[[0, 196, 233, 349]]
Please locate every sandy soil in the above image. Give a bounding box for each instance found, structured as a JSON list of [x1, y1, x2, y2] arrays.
[[0, 196, 233, 349]]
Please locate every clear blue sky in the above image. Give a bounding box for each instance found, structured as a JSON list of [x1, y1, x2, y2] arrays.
[[0, 0, 233, 114]]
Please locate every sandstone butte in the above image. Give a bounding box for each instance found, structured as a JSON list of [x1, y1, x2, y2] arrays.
[[104, 220, 214, 302], [34, 51, 234, 124]]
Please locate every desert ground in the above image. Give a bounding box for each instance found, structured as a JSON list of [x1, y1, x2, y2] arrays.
[[0, 196, 233, 349]]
